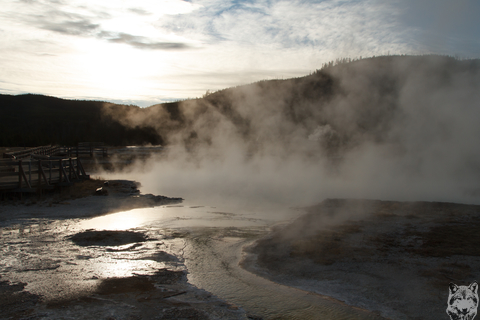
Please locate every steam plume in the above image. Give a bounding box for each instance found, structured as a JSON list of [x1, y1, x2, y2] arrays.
[[102, 55, 480, 207]]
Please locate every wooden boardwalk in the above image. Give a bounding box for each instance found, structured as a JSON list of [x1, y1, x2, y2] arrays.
[[0, 156, 89, 193], [0, 144, 97, 194]]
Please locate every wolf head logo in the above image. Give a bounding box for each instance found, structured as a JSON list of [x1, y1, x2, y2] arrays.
[[447, 281, 478, 320]]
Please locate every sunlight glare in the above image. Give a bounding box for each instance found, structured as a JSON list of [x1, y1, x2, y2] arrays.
[[79, 209, 151, 230], [74, 39, 174, 98]]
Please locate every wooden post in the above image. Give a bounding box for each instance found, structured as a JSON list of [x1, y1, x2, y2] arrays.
[[59, 159, 63, 184], [28, 161, 31, 186], [49, 160, 52, 184], [18, 160, 22, 188], [37, 160, 42, 195], [38, 160, 49, 188], [60, 159, 70, 184], [69, 158, 78, 180], [18, 160, 31, 189], [69, 158, 72, 181], [77, 158, 87, 178]]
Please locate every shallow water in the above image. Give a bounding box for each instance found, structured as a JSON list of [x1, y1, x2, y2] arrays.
[[185, 232, 381, 320], [0, 219, 183, 302], [79, 202, 296, 230], [77, 202, 384, 319]]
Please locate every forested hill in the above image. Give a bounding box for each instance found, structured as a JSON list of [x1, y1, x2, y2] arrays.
[[0, 94, 162, 146], [1, 55, 479, 155]]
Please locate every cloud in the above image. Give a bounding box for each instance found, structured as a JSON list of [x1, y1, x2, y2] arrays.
[[4, 0, 199, 51], [35, 11, 100, 36], [1, 0, 479, 104], [128, 7, 152, 16], [158, 0, 413, 54], [98, 31, 193, 50]]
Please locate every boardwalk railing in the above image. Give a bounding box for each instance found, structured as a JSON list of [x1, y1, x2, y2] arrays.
[[0, 157, 89, 193], [74, 142, 107, 158], [3, 143, 108, 160], [3, 145, 61, 160]]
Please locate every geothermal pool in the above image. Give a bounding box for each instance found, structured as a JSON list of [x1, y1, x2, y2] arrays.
[[76, 203, 382, 319]]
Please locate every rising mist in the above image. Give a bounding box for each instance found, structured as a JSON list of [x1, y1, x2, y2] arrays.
[[101, 55, 480, 207]]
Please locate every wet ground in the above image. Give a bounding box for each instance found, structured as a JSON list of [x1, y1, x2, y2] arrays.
[[0, 184, 385, 320], [0, 181, 245, 319], [247, 199, 480, 319], [6, 181, 476, 319], [184, 228, 382, 320], [0, 217, 246, 320]]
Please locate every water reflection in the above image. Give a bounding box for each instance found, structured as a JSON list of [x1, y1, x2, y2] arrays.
[[0, 200, 385, 319], [78, 202, 299, 231], [79, 210, 153, 230], [75, 204, 378, 319]]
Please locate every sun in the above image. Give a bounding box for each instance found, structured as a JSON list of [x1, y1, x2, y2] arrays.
[[73, 39, 153, 96]]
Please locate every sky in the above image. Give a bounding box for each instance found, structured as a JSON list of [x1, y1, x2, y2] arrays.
[[1, 0, 479, 107]]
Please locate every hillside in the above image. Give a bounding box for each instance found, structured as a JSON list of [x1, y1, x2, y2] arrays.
[[0, 94, 162, 146], [104, 55, 480, 159], [1, 55, 479, 155]]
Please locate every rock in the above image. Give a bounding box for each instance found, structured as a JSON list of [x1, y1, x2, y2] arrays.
[[94, 187, 108, 196]]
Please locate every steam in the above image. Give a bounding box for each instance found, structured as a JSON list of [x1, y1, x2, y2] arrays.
[[102, 55, 480, 207]]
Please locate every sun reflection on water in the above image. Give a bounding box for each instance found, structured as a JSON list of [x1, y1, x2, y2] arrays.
[[91, 259, 160, 278], [78, 204, 296, 232], [79, 208, 158, 230]]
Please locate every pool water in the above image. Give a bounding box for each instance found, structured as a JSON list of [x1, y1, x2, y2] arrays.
[[77, 203, 384, 319]]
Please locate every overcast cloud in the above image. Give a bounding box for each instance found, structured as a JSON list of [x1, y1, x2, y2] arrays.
[[0, 0, 478, 106]]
